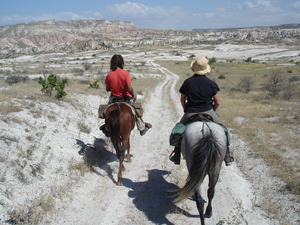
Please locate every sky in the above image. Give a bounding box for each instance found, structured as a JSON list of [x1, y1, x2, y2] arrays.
[[0, 0, 299, 30]]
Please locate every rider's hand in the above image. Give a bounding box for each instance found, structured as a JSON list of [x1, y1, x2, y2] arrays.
[[133, 94, 137, 100]]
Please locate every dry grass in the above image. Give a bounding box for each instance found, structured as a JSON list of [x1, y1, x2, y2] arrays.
[[1, 49, 299, 223], [157, 60, 300, 197], [0, 79, 40, 102]]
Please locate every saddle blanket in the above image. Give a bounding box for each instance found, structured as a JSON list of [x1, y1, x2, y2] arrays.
[[169, 122, 230, 147], [98, 102, 143, 119]]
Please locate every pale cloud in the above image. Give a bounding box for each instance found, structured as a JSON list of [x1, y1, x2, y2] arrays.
[[291, 1, 300, 8], [244, 1, 256, 9], [106, 2, 166, 18], [84, 11, 103, 19], [104, 2, 188, 29], [243, 0, 282, 13], [52, 12, 86, 20], [0, 12, 87, 25], [105, 1, 185, 19]]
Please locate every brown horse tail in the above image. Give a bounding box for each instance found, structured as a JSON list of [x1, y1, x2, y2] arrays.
[[107, 109, 121, 152], [174, 128, 220, 203]]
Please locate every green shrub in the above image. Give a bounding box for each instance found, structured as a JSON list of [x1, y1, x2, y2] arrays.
[[208, 57, 216, 65], [245, 57, 252, 63], [38, 74, 68, 99], [89, 80, 99, 89], [218, 74, 226, 79]]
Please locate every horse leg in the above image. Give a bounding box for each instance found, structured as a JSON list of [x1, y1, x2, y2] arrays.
[[116, 149, 125, 186], [195, 189, 205, 225], [126, 138, 132, 163], [117, 152, 125, 186], [205, 173, 219, 218]]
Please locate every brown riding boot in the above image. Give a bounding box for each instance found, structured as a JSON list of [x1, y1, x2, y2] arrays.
[[169, 146, 181, 165]]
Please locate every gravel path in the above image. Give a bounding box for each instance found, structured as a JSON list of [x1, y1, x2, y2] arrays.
[[47, 61, 275, 225]]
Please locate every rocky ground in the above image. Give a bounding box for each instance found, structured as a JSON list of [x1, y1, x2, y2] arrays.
[[0, 45, 300, 224]]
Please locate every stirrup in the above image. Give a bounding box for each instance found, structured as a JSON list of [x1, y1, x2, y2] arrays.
[[224, 152, 234, 166], [140, 127, 149, 136], [100, 125, 109, 137]]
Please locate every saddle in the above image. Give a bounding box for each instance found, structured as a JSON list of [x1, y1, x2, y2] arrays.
[[98, 100, 143, 119], [169, 113, 230, 147], [188, 113, 214, 123], [169, 114, 213, 147]]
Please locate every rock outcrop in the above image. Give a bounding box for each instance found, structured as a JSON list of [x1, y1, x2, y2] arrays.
[[0, 20, 299, 58]]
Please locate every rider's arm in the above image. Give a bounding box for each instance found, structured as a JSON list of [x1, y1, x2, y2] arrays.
[[213, 93, 220, 111], [180, 94, 186, 111], [126, 82, 137, 100], [106, 85, 111, 92]]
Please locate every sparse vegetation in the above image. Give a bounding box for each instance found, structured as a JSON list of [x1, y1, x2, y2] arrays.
[[89, 80, 99, 89], [77, 121, 91, 134], [0, 45, 299, 224], [208, 57, 216, 65], [83, 62, 92, 70], [238, 76, 255, 93], [263, 70, 284, 97], [38, 74, 68, 99], [158, 59, 300, 202], [5, 75, 29, 85]]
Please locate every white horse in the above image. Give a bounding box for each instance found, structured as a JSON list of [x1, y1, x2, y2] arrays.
[[174, 121, 227, 225]]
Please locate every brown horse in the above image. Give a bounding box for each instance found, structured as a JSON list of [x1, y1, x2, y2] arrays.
[[105, 102, 135, 186]]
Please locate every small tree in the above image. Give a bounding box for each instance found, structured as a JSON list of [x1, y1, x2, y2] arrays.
[[38, 74, 68, 99], [208, 57, 216, 65], [282, 83, 296, 100], [238, 76, 255, 93], [264, 70, 284, 97]]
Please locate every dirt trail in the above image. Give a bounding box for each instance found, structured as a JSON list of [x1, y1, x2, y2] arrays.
[[48, 61, 274, 225]]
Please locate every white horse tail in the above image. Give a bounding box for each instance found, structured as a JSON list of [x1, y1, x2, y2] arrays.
[[174, 128, 220, 203]]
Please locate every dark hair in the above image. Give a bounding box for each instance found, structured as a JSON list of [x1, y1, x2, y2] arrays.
[[110, 54, 124, 71]]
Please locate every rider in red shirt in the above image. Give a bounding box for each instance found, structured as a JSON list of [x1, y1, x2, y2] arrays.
[[105, 69, 132, 98], [100, 54, 152, 136]]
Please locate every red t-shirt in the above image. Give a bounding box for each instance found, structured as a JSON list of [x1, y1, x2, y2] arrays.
[[105, 69, 132, 97]]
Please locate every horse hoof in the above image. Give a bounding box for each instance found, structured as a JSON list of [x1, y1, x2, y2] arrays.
[[117, 181, 123, 186], [204, 212, 212, 218]]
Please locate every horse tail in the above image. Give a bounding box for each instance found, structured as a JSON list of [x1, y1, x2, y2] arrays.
[[107, 108, 121, 152], [174, 128, 220, 203]]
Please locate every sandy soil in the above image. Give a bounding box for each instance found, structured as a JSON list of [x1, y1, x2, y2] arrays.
[[45, 63, 276, 224], [1, 45, 300, 224]]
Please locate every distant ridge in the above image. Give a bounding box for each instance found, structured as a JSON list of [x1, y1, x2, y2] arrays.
[[1, 20, 299, 58], [192, 23, 300, 31]]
